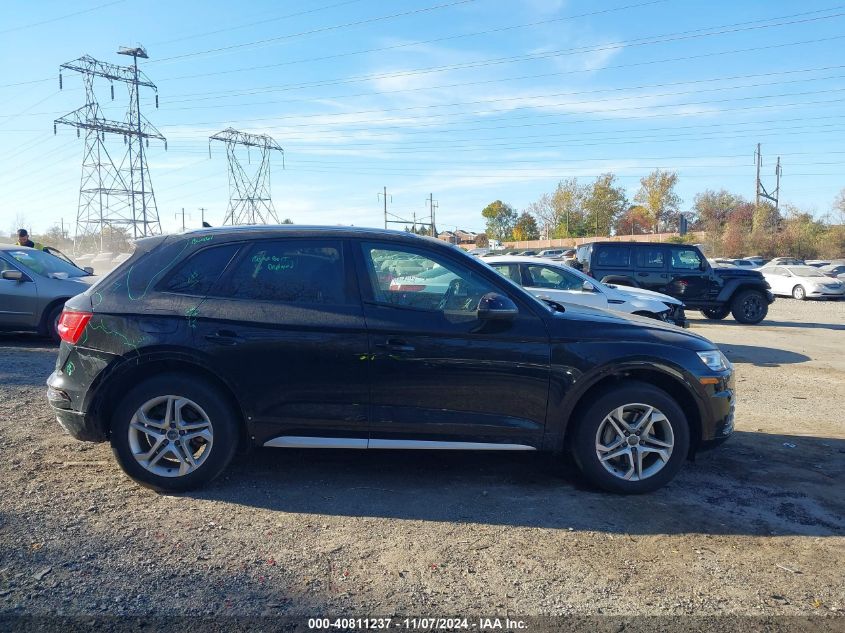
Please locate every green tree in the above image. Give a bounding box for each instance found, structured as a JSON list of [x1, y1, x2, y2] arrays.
[[481, 200, 518, 241], [583, 173, 627, 237], [551, 177, 588, 237], [635, 169, 682, 233], [512, 211, 539, 241]]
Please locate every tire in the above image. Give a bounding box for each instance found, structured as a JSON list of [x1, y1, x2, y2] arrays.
[[570, 382, 690, 494], [792, 285, 806, 301], [110, 373, 239, 492], [730, 289, 768, 324], [700, 306, 730, 320], [43, 303, 64, 343]]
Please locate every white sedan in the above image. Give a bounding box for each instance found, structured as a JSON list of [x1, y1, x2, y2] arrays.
[[759, 265, 845, 300], [483, 256, 687, 326]]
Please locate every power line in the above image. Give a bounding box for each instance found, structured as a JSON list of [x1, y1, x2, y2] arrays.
[[153, 10, 845, 101], [0, 0, 126, 35], [150, 0, 479, 64], [152, 0, 669, 82]]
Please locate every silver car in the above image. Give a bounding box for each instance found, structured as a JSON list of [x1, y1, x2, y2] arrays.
[[0, 244, 97, 341]]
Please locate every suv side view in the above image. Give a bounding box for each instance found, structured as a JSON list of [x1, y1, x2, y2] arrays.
[[46, 227, 735, 495], [575, 242, 774, 324]]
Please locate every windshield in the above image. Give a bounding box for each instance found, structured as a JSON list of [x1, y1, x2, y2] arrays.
[[6, 248, 90, 278], [787, 266, 825, 278]]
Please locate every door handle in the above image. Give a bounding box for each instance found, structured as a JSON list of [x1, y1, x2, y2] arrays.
[[637, 272, 649, 277], [204, 330, 242, 346], [376, 338, 415, 352]]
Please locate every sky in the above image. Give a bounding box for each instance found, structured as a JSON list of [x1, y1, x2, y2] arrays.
[[1, 0, 844, 238]]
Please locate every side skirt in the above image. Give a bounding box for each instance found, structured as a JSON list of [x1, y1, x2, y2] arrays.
[[263, 436, 536, 451]]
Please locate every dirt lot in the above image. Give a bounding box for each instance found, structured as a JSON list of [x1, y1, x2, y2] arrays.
[[0, 299, 843, 620]]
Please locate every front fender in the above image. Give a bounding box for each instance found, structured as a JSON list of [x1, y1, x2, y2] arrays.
[[543, 342, 707, 450]]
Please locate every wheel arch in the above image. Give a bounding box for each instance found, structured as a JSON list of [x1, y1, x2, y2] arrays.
[[88, 351, 250, 451], [558, 367, 703, 459], [38, 297, 71, 335]]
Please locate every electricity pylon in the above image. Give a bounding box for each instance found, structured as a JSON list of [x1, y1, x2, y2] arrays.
[[54, 46, 166, 251], [209, 128, 284, 225]]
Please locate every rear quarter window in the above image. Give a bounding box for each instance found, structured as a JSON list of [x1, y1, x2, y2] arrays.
[[160, 244, 241, 296]]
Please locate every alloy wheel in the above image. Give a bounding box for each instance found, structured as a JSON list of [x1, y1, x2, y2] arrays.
[[595, 403, 674, 481], [127, 395, 214, 478]]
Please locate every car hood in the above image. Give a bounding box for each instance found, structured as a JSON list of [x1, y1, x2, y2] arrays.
[[605, 284, 683, 306], [546, 302, 715, 351], [713, 267, 765, 280]]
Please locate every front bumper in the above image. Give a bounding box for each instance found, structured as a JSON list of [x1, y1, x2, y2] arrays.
[[697, 369, 736, 445], [805, 287, 845, 299]]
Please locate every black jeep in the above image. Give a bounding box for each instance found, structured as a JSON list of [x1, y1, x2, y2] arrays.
[[575, 242, 774, 324]]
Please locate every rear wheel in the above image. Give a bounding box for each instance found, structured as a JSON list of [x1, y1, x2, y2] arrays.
[[43, 303, 64, 343], [570, 382, 690, 494], [731, 289, 768, 324], [110, 374, 239, 492], [792, 285, 806, 301], [700, 306, 730, 320]]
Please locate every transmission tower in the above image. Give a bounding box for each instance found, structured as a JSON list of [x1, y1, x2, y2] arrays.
[[54, 46, 166, 251], [755, 143, 782, 210], [209, 128, 284, 225]]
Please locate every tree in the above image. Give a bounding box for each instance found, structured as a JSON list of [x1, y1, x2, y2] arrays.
[[512, 211, 539, 241], [635, 169, 681, 233], [613, 205, 651, 235], [583, 173, 627, 237], [282, 218, 294, 224], [551, 178, 588, 237], [481, 200, 517, 241], [475, 233, 489, 248], [525, 193, 554, 239], [693, 189, 745, 235]]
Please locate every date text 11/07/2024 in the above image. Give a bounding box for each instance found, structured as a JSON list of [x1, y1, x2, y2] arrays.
[[307, 618, 528, 630]]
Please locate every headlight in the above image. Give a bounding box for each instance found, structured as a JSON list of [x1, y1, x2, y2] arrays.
[[697, 350, 730, 371]]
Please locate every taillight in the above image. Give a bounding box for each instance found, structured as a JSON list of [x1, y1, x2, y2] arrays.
[[57, 310, 92, 345]]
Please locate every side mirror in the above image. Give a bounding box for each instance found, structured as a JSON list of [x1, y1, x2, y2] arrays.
[[582, 280, 596, 292], [477, 292, 518, 320], [1, 270, 24, 282], [83, 267, 94, 275]]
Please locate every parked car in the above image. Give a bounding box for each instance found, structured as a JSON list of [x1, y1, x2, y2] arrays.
[[0, 244, 97, 341], [742, 256, 767, 267], [537, 249, 565, 259], [46, 226, 734, 494], [768, 257, 805, 266], [819, 263, 845, 280], [805, 260, 830, 268], [575, 242, 774, 324], [719, 258, 759, 270], [759, 265, 845, 300], [484, 256, 687, 326]]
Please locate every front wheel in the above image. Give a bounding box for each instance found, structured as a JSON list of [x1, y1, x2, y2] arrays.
[[110, 374, 239, 492], [731, 289, 768, 324], [792, 285, 806, 301], [570, 382, 690, 494]]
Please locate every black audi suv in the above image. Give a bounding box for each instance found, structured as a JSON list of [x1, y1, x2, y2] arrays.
[[46, 226, 735, 494]]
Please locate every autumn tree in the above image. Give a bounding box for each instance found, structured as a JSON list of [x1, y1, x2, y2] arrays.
[[512, 211, 540, 241], [613, 205, 651, 235], [481, 200, 517, 241], [635, 169, 682, 233], [475, 233, 490, 248], [583, 173, 627, 237]]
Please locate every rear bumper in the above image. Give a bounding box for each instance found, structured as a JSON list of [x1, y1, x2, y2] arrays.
[[46, 370, 107, 442]]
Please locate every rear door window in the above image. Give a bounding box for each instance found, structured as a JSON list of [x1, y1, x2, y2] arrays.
[[215, 240, 349, 305], [525, 264, 582, 290], [636, 246, 665, 269], [596, 245, 631, 267], [489, 263, 521, 285]]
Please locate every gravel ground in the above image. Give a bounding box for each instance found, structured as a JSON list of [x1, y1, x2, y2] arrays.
[[0, 298, 843, 622]]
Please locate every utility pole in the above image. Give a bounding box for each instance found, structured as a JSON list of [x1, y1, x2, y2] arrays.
[[198, 207, 208, 226], [377, 187, 392, 229], [426, 193, 438, 237], [754, 143, 781, 210], [175, 208, 189, 232]]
